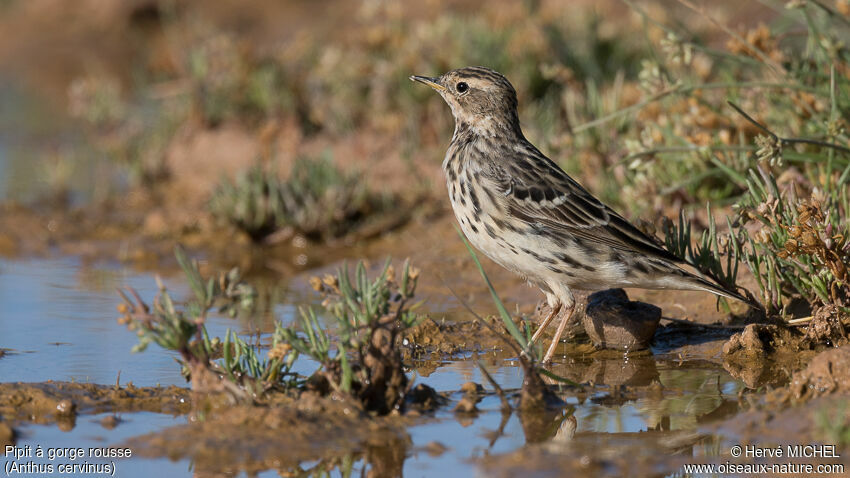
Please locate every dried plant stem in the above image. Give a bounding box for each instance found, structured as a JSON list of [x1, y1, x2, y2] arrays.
[[728, 101, 850, 156], [573, 82, 819, 134], [661, 316, 747, 329]]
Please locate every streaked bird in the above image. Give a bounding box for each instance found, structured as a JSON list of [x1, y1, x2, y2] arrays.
[[411, 66, 754, 363]]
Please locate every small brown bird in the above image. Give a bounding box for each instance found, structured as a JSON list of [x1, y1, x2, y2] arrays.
[[411, 66, 753, 363]]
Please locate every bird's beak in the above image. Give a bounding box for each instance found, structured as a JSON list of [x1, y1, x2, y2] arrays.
[[409, 75, 446, 92]]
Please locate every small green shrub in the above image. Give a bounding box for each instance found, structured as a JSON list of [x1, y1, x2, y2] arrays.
[[208, 155, 370, 242], [119, 247, 423, 412], [737, 167, 849, 316], [280, 259, 421, 413], [117, 246, 286, 398], [68, 74, 189, 186]]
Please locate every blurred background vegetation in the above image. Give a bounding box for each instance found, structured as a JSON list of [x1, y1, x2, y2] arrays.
[[0, 0, 848, 317]]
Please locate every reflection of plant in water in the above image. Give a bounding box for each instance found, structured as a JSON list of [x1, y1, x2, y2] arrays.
[[275, 427, 409, 477], [817, 400, 850, 447], [208, 154, 372, 242]]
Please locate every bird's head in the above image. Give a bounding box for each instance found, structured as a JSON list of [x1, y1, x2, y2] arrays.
[[410, 66, 521, 137]]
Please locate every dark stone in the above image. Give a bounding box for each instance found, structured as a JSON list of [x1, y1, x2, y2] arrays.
[[581, 289, 661, 351]]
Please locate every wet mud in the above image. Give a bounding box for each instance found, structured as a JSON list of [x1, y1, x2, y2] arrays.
[[126, 393, 411, 475], [790, 345, 850, 400], [0, 382, 191, 426], [403, 315, 510, 357]]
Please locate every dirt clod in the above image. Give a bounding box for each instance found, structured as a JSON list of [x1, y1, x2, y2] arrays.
[[722, 323, 799, 358], [100, 415, 121, 430], [453, 396, 479, 414], [406, 383, 444, 413], [55, 399, 76, 416], [802, 305, 849, 348], [126, 394, 410, 475], [423, 441, 448, 457], [722, 323, 809, 388], [460, 382, 483, 395], [402, 317, 505, 356]]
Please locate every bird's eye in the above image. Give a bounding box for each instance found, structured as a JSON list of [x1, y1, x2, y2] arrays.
[[456, 82, 469, 93]]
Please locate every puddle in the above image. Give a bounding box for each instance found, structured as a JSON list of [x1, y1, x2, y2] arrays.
[[0, 257, 307, 385], [9, 412, 190, 477], [0, 255, 753, 476]]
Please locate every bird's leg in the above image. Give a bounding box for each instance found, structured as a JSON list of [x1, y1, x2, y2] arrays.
[[529, 302, 561, 346], [542, 300, 575, 364]]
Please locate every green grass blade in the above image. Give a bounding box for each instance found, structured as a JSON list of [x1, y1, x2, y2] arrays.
[[456, 226, 528, 350]]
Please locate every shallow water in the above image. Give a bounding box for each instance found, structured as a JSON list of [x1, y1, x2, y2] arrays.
[[0, 255, 747, 477]]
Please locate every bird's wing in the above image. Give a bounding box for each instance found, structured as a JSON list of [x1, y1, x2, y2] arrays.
[[481, 146, 683, 263]]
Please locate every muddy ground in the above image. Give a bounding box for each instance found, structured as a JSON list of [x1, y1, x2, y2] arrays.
[[2, 202, 848, 476], [4, 185, 847, 476]]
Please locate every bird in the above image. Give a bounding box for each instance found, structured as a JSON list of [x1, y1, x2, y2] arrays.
[[410, 66, 755, 364]]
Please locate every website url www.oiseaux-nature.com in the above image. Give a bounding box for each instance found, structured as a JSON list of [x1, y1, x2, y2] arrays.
[[680, 462, 845, 475]]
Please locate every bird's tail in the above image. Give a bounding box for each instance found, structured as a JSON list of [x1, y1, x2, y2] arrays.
[[686, 273, 762, 310]]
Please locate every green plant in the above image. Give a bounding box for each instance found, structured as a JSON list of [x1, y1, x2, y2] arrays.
[[456, 228, 577, 410], [118, 246, 300, 398], [68, 74, 190, 186], [280, 154, 370, 238], [208, 154, 370, 242], [279, 259, 422, 413], [660, 206, 750, 311], [119, 246, 424, 411], [737, 167, 849, 315], [581, 0, 850, 213], [207, 163, 289, 241], [611, 1, 850, 320]]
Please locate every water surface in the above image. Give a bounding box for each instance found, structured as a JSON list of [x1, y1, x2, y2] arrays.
[[0, 256, 744, 477]]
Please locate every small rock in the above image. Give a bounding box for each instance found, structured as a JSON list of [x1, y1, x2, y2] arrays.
[[460, 382, 483, 395], [423, 441, 448, 457], [723, 324, 765, 356], [55, 399, 76, 416], [581, 289, 661, 351]]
